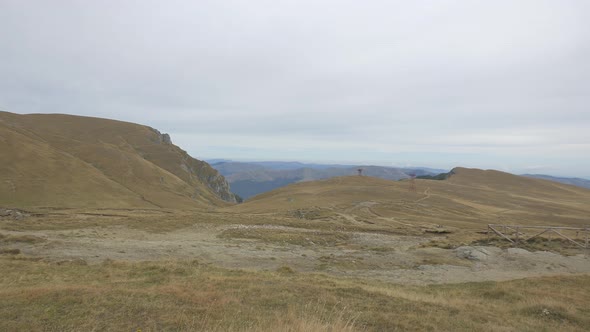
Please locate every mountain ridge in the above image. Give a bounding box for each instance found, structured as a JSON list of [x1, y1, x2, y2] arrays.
[[211, 160, 445, 199]]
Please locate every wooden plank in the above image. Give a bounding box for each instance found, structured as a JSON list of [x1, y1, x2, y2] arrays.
[[487, 224, 590, 248], [553, 229, 586, 249], [489, 225, 515, 244], [488, 225, 588, 231], [525, 228, 551, 242]]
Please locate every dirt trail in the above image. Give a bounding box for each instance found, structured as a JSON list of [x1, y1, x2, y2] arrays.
[[415, 187, 431, 203], [2, 222, 589, 285]]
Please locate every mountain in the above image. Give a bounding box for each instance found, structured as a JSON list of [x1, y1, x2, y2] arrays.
[[211, 161, 445, 200], [0, 111, 238, 208], [243, 161, 356, 170], [522, 174, 590, 190], [212, 162, 267, 176], [229, 167, 590, 229]]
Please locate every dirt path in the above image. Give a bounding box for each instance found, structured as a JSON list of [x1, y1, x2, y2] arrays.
[[415, 187, 431, 203]]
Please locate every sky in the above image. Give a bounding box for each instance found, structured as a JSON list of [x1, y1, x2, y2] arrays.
[[1, 1, 589, 178]]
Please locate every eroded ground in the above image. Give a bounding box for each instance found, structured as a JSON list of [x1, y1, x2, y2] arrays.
[[1, 208, 588, 285]]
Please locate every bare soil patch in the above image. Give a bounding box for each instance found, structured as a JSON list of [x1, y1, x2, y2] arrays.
[[1, 210, 588, 285]]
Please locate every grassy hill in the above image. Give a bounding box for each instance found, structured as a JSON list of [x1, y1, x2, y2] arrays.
[[0, 111, 238, 209], [230, 167, 590, 231], [212, 161, 439, 200]]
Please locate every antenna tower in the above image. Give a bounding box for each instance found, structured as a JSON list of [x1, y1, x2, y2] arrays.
[[408, 173, 416, 192]]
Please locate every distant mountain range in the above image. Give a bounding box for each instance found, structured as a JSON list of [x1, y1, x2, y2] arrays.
[[210, 160, 590, 200], [522, 174, 590, 190], [209, 161, 447, 200]]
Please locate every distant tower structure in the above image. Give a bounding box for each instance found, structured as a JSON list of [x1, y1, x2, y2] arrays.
[[357, 168, 363, 176], [408, 173, 417, 192]]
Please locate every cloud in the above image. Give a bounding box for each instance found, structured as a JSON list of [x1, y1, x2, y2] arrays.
[[0, 0, 589, 177]]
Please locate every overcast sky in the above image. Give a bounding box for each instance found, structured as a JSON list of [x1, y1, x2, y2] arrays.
[[1, 1, 589, 178]]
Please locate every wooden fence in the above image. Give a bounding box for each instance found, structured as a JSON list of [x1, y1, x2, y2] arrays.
[[487, 224, 590, 249]]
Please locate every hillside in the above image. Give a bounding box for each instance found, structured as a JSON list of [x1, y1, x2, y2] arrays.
[[230, 167, 590, 230], [0, 111, 238, 208]]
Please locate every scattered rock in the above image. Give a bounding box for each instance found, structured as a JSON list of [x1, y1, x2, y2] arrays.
[[455, 246, 490, 261], [507, 248, 530, 255], [0, 208, 27, 220], [425, 227, 451, 234], [150, 128, 172, 144], [161, 133, 172, 144]]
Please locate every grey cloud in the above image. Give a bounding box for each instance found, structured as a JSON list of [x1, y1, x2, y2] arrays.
[[1, 0, 589, 176]]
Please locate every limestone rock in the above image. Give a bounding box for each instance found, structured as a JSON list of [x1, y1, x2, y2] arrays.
[[455, 246, 490, 261], [0, 208, 26, 220]]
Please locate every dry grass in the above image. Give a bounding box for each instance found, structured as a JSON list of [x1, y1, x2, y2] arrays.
[[0, 208, 405, 239], [2, 140, 590, 331], [229, 172, 590, 233], [0, 209, 207, 233], [0, 248, 20, 255], [0, 232, 45, 244], [0, 111, 232, 209], [1, 256, 589, 331], [219, 227, 352, 247]]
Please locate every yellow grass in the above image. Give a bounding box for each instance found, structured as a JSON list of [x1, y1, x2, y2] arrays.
[[0, 111, 232, 209], [3, 112, 590, 331], [0, 257, 589, 331], [227, 172, 590, 245]]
